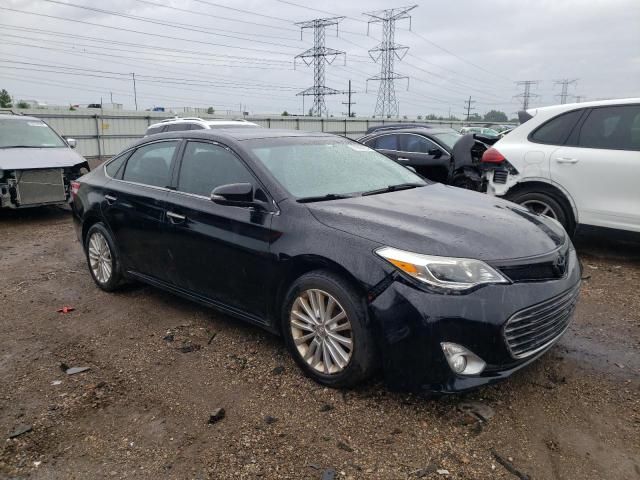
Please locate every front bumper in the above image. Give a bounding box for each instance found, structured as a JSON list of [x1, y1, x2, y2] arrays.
[[369, 248, 581, 393]]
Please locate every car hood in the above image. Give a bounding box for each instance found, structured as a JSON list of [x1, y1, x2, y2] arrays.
[[0, 147, 87, 170], [307, 184, 566, 261]]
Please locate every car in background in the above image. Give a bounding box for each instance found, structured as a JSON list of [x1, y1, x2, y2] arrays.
[[70, 128, 580, 393], [460, 126, 499, 137], [145, 117, 260, 136], [358, 126, 487, 188], [364, 122, 433, 135], [0, 113, 89, 209], [482, 98, 640, 235]]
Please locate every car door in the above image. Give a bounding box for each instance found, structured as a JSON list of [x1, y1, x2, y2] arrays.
[[550, 105, 640, 231], [101, 139, 180, 281], [396, 133, 452, 182], [367, 134, 399, 161], [163, 139, 274, 319]]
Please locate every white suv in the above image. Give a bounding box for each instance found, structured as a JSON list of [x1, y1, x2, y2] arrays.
[[482, 98, 640, 235], [145, 117, 259, 136]]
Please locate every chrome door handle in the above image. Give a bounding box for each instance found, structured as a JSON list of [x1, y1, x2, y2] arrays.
[[104, 194, 117, 204], [555, 157, 579, 164], [166, 211, 186, 223], [397, 157, 410, 162]]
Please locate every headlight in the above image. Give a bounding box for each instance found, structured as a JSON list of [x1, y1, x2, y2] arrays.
[[376, 246, 508, 290]]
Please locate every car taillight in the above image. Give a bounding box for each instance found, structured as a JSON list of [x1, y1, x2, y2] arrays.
[[70, 180, 81, 198], [481, 147, 506, 163]]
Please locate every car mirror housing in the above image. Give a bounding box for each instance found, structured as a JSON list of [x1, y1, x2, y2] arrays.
[[66, 138, 77, 149], [428, 148, 442, 158], [211, 183, 256, 207]]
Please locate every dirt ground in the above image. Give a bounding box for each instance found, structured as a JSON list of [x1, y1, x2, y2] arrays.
[[1, 207, 638, 480]]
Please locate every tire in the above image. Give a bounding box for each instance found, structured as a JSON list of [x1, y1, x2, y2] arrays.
[[282, 270, 376, 388], [84, 223, 123, 292], [507, 188, 575, 234]]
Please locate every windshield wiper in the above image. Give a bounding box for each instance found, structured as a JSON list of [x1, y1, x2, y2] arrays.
[[297, 193, 353, 203], [361, 182, 425, 197]]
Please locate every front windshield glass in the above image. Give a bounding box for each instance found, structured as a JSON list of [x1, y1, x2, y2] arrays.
[[248, 139, 426, 198], [0, 118, 66, 148], [432, 132, 462, 149]]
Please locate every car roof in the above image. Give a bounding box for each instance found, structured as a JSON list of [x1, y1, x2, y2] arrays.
[[527, 97, 640, 117], [147, 118, 257, 128], [362, 127, 458, 138]]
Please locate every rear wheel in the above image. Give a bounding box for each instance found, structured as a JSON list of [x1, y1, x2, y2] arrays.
[[507, 189, 574, 233], [282, 270, 376, 388], [84, 223, 123, 291]]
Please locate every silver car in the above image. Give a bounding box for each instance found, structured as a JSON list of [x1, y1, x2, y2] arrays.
[[0, 114, 89, 209]]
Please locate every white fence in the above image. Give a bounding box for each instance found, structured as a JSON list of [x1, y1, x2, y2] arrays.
[[11, 108, 513, 160]]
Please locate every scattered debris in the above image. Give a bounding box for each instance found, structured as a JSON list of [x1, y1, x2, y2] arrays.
[[321, 468, 336, 480], [9, 424, 32, 439], [57, 306, 75, 314], [271, 365, 285, 375], [264, 415, 278, 425], [615, 363, 625, 369], [51, 380, 62, 386], [33, 461, 42, 467], [208, 408, 225, 424], [66, 366, 90, 375], [412, 465, 437, 477], [59, 362, 69, 372], [307, 463, 322, 470], [458, 401, 495, 422], [162, 333, 175, 342], [491, 449, 531, 480], [581, 274, 591, 280], [207, 332, 217, 345], [437, 469, 450, 476], [337, 440, 353, 452], [319, 403, 334, 412], [179, 343, 201, 353]]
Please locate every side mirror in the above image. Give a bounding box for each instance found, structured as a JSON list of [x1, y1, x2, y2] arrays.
[[428, 148, 442, 158], [66, 138, 77, 149], [211, 183, 255, 207]]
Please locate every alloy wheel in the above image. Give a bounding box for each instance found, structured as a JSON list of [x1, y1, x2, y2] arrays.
[[521, 199, 558, 220], [88, 231, 113, 284], [289, 289, 353, 375]]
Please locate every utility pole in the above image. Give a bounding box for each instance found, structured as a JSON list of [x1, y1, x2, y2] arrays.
[[131, 73, 138, 111], [294, 17, 346, 117], [554, 79, 578, 104], [341, 80, 356, 117], [514, 80, 540, 111], [364, 5, 417, 118], [464, 96, 476, 121]]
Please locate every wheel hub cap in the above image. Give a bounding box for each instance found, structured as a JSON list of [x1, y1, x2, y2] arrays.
[[290, 289, 353, 375]]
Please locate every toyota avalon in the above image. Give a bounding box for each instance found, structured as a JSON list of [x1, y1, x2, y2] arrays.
[[70, 129, 581, 393]]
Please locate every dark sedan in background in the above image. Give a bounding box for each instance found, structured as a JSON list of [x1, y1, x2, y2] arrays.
[[71, 128, 581, 393]]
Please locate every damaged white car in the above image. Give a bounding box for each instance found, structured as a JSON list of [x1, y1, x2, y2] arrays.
[[0, 114, 89, 209]]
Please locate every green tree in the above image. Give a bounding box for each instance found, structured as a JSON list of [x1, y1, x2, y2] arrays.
[[483, 110, 508, 122], [0, 89, 12, 108], [281, 111, 289, 116], [417, 115, 423, 120], [467, 113, 482, 121], [206, 107, 215, 114], [17, 100, 30, 109]]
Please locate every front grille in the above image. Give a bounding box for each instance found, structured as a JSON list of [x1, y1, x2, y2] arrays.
[[499, 262, 563, 282], [15, 169, 66, 206], [493, 169, 508, 184], [503, 285, 580, 359]]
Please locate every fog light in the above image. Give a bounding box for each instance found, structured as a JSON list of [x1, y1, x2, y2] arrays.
[[440, 342, 486, 375]]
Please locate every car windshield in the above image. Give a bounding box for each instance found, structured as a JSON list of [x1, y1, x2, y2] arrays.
[[248, 138, 426, 199], [0, 118, 66, 148], [432, 132, 462, 149]]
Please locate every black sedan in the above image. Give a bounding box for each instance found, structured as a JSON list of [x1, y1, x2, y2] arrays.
[[359, 126, 485, 188], [71, 129, 581, 393]]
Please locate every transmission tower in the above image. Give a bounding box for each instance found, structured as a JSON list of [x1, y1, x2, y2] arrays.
[[554, 79, 578, 104], [464, 96, 476, 121], [514, 80, 540, 110], [294, 17, 345, 117], [574, 95, 586, 103], [364, 5, 417, 118]]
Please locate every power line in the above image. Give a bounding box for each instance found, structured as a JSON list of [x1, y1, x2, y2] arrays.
[[295, 17, 346, 117], [364, 5, 417, 118], [554, 78, 579, 104], [514, 80, 540, 110]]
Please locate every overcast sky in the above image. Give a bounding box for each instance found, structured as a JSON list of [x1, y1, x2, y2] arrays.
[[1, 0, 639, 117]]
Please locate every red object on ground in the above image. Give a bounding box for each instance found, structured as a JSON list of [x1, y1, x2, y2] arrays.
[[57, 306, 75, 314]]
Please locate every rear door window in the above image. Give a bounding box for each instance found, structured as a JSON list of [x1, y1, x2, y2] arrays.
[[374, 134, 398, 150], [177, 141, 255, 197], [577, 105, 640, 151], [530, 109, 583, 145], [122, 141, 179, 188], [398, 134, 438, 154]]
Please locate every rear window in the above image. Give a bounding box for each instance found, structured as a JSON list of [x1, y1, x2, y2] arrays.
[[529, 109, 583, 145], [146, 125, 165, 135], [165, 123, 190, 132]]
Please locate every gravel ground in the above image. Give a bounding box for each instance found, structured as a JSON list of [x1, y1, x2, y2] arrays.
[[0, 207, 638, 480]]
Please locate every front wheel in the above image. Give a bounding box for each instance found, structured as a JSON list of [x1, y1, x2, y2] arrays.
[[282, 271, 376, 388]]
